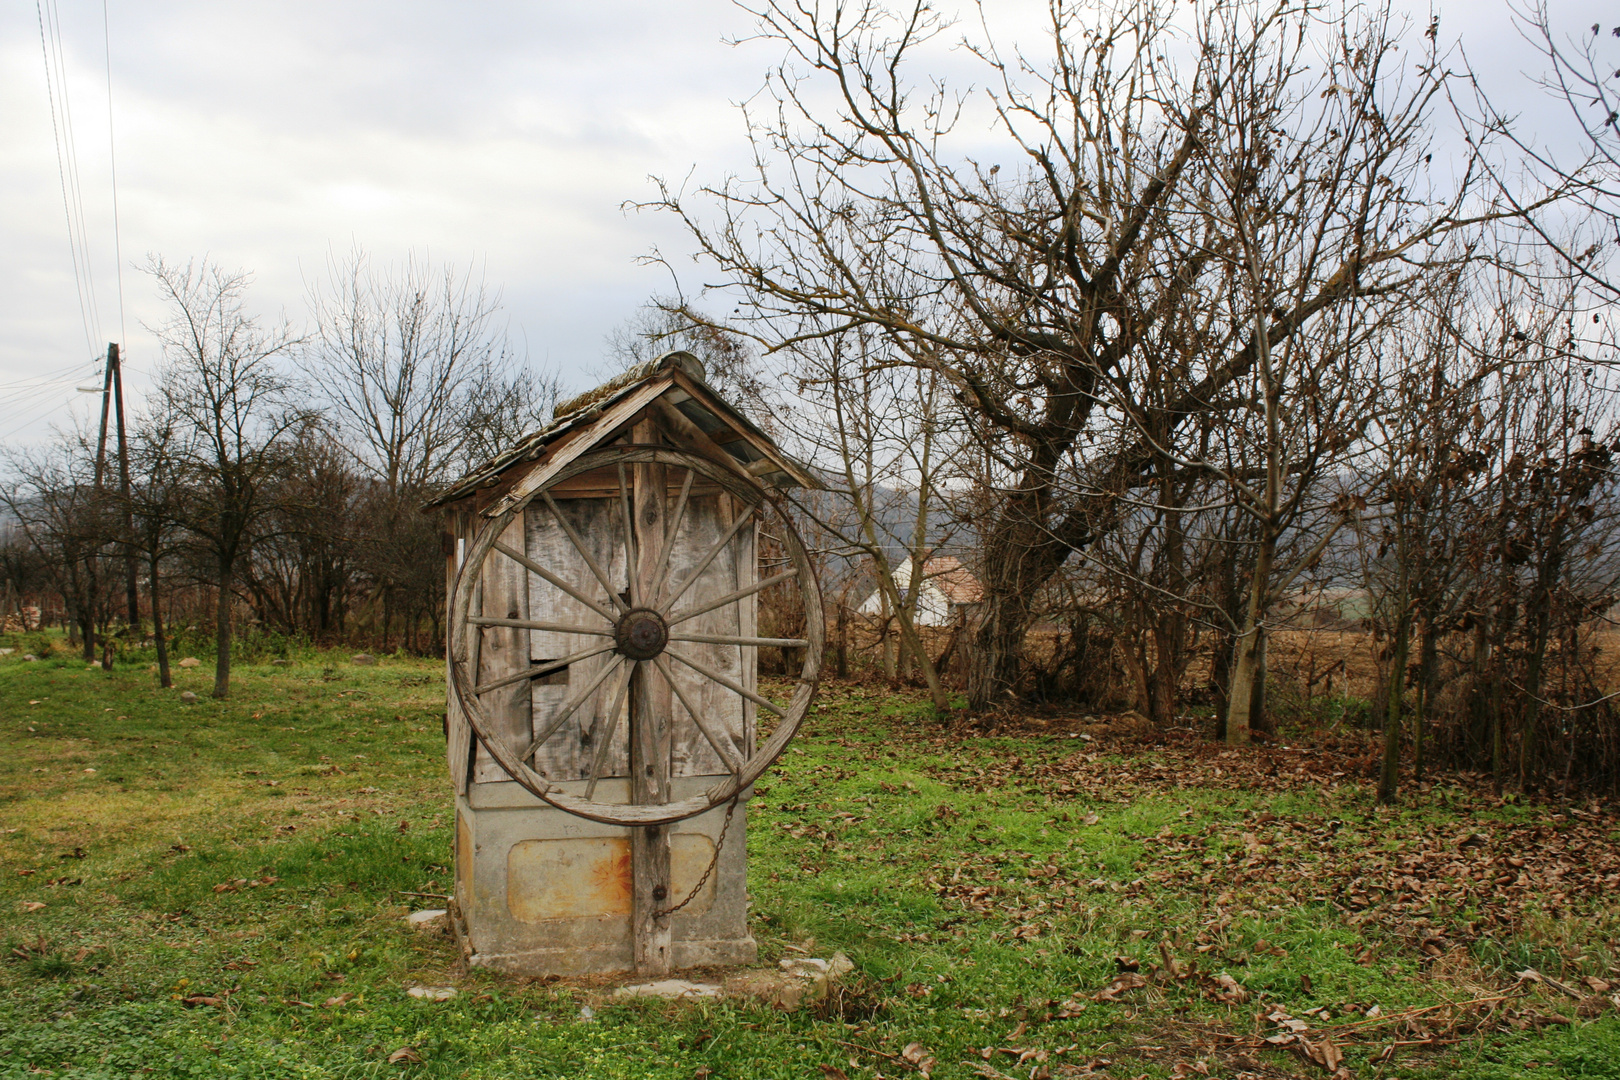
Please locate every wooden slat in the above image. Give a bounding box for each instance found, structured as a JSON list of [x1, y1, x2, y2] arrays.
[[445, 511, 476, 796], [631, 421, 673, 975], [471, 516, 533, 784]]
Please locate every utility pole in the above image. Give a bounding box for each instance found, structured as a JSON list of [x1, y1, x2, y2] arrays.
[[83, 345, 116, 663], [111, 345, 139, 633]]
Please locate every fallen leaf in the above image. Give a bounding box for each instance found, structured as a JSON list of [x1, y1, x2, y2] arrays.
[[1094, 971, 1147, 1001], [181, 995, 224, 1008], [820, 1066, 850, 1080], [21, 901, 44, 912], [324, 993, 354, 1007], [901, 1042, 937, 1076], [1214, 973, 1249, 1003], [1583, 975, 1612, 994], [387, 1046, 422, 1064]]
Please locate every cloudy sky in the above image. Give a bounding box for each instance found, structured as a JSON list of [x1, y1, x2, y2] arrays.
[[0, 0, 1600, 448]]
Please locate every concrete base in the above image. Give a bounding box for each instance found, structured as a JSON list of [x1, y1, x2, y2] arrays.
[[452, 776, 755, 976]]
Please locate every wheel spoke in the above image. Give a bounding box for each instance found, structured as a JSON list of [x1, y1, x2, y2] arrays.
[[493, 539, 619, 624], [669, 633, 809, 648], [520, 655, 626, 760], [652, 654, 745, 775], [473, 640, 618, 695], [658, 504, 758, 616], [666, 648, 785, 718], [469, 615, 613, 637], [583, 661, 634, 800], [650, 468, 695, 608], [538, 492, 630, 615], [667, 569, 799, 627], [618, 463, 640, 607]]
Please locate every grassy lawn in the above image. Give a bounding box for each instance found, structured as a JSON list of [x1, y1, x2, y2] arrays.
[[2, 639, 1618, 1079]]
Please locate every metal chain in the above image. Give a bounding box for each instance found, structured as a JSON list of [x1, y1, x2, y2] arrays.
[[652, 796, 738, 920]]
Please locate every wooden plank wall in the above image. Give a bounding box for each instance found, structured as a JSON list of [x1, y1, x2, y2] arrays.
[[665, 492, 750, 776], [524, 498, 630, 781]]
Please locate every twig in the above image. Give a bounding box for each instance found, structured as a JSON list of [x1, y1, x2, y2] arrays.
[[396, 891, 449, 900], [830, 1038, 919, 1071]]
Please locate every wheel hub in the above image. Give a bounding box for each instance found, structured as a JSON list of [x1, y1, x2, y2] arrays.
[[615, 607, 669, 661]]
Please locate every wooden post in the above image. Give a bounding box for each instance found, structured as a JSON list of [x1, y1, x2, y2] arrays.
[[111, 346, 140, 633], [630, 424, 673, 974]]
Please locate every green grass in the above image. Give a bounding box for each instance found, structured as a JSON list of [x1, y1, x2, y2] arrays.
[[1, 637, 1617, 1078]]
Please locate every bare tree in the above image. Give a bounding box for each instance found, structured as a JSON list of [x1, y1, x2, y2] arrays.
[[124, 412, 186, 686], [778, 322, 961, 710], [147, 256, 307, 698], [647, 0, 1517, 712], [1, 433, 112, 660], [304, 247, 544, 493]]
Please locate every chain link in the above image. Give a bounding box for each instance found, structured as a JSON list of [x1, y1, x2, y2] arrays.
[[652, 796, 738, 920]]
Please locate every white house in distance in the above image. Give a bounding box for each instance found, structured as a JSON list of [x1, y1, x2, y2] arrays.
[[859, 555, 983, 627]]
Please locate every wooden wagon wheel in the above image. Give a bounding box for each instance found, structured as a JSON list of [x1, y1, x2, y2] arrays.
[[449, 446, 822, 826]]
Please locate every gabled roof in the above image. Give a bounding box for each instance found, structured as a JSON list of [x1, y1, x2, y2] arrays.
[[922, 556, 983, 605], [426, 351, 819, 514]]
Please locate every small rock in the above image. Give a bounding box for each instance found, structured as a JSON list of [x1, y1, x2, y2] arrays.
[[614, 979, 721, 1000], [0, 648, 14, 655], [179, 691, 198, 704], [351, 654, 376, 666], [779, 957, 831, 976], [22, 654, 38, 662], [406, 909, 447, 927], [577, 1005, 595, 1021], [738, 953, 856, 1010], [406, 985, 457, 1001], [178, 657, 201, 668]]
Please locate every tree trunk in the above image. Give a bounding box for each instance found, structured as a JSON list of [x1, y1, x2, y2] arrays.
[[1225, 528, 1277, 745], [81, 558, 98, 663], [151, 553, 172, 689], [213, 564, 233, 699], [1379, 605, 1410, 804], [835, 600, 849, 679], [1414, 615, 1437, 782], [967, 585, 1035, 711], [1519, 553, 1559, 793]]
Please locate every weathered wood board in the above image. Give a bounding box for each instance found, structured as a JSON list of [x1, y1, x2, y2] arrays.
[[524, 497, 629, 781], [513, 483, 757, 784], [472, 516, 535, 784]]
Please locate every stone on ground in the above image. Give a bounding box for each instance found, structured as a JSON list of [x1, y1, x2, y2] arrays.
[[613, 979, 722, 1000], [405, 985, 457, 1001], [178, 657, 200, 668], [179, 691, 198, 704], [352, 653, 376, 666], [406, 909, 447, 927], [726, 952, 854, 1010]]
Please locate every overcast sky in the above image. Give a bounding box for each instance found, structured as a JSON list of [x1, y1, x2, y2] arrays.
[[0, 0, 1602, 449]]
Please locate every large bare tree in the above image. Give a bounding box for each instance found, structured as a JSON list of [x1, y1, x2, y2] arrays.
[[647, 0, 1517, 711]]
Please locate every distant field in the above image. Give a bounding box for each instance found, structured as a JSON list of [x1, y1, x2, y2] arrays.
[[1, 639, 1617, 1078]]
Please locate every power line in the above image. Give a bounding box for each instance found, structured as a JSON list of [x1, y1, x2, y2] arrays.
[[101, 0, 126, 351], [35, 0, 104, 357], [49, 0, 105, 345]]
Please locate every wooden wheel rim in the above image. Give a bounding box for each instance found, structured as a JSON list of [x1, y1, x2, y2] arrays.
[[449, 446, 823, 826]]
